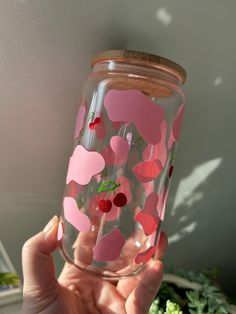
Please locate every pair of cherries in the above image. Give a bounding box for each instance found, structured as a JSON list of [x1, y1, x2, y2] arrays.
[[89, 117, 101, 129], [98, 192, 127, 213]]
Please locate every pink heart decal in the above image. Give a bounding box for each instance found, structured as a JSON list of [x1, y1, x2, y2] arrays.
[[63, 197, 91, 232], [144, 192, 159, 216], [133, 159, 163, 183], [134, 192, 160, 235], [74, 105, 86, 139], [104, 89, 165, 145], [66, 145, 105, 185], [101, 136, 129, 166], [134, 246, 155, 264], [110, 136, 129, 165], [168, 105, 185, 149], [135, 211, 160, 235], [93, 228, 125, 262], [142, 121, 167, 167]]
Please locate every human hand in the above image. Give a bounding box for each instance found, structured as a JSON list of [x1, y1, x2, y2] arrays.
[[22, 215, 168, 314]]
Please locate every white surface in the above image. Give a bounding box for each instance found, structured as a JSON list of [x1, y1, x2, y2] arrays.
[[0, 288, 22, 307], [0, 288, 22, 314], [0, 0, 235, 294], [0, 301, 22, 314]]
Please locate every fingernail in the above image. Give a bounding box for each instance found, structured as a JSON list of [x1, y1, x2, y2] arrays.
[[43, 215, 58, 233]]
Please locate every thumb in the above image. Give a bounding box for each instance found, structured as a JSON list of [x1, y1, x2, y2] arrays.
[[22, 215, 59, 295]]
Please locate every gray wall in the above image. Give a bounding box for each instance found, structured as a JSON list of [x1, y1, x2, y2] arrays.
[[0, 0, 235, 294]]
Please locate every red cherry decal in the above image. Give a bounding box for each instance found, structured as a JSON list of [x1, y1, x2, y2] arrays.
[[89, 117, 101, 130], [93, 117, 101, 125], [98, 199, 112, 212], [89, 122, 95, 129], [113, 193, 127, 207], [168, 165, 174, 178]]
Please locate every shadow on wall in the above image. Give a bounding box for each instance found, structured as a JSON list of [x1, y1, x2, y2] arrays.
[[167, 158, 222, 244], [162, 154, 236, 295]]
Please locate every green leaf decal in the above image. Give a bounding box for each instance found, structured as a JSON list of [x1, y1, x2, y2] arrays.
[[89, 111, 95, 120], [98, 180, 120, 193]]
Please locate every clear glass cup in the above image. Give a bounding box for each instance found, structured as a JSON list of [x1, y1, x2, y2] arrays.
[[57, 50, 186, 279]]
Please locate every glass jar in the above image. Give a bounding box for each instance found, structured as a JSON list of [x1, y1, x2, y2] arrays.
[[57, 50, 186, 279]]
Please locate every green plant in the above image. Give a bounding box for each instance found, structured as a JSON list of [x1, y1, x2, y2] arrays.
[[149, 298, 183, 314], [149, 268, 234, 314], [186, 290, 207, 314], [149, 298, 164, 314], [164, 300, 183, 314], [0, 272, 20, 287]]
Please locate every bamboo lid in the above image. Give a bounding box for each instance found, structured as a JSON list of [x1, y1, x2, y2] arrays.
[[91, 50, 187, 84]]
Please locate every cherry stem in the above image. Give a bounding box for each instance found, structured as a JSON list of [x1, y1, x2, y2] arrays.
[[105, 190, 112, 200]]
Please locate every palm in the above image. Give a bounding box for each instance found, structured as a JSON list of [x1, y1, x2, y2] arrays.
[[56, 264, 126, 314], [54, 260, 163, 314]]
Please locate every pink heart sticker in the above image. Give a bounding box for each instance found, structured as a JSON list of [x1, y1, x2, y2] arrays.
[[134, 246, 155, 264], [144, 192, 159, 216], [63, 197, 91, 232], [135, 211, 160, 236], [133, 159, 163, 183], [142, 121, 167, 167], [134, 192, 160, 235], [93, 228, 125, 262], [101, 136, 129, 166], [104, 89, 165, 145], [66, 145, 105, 185], [110, 136, 129, 165]]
